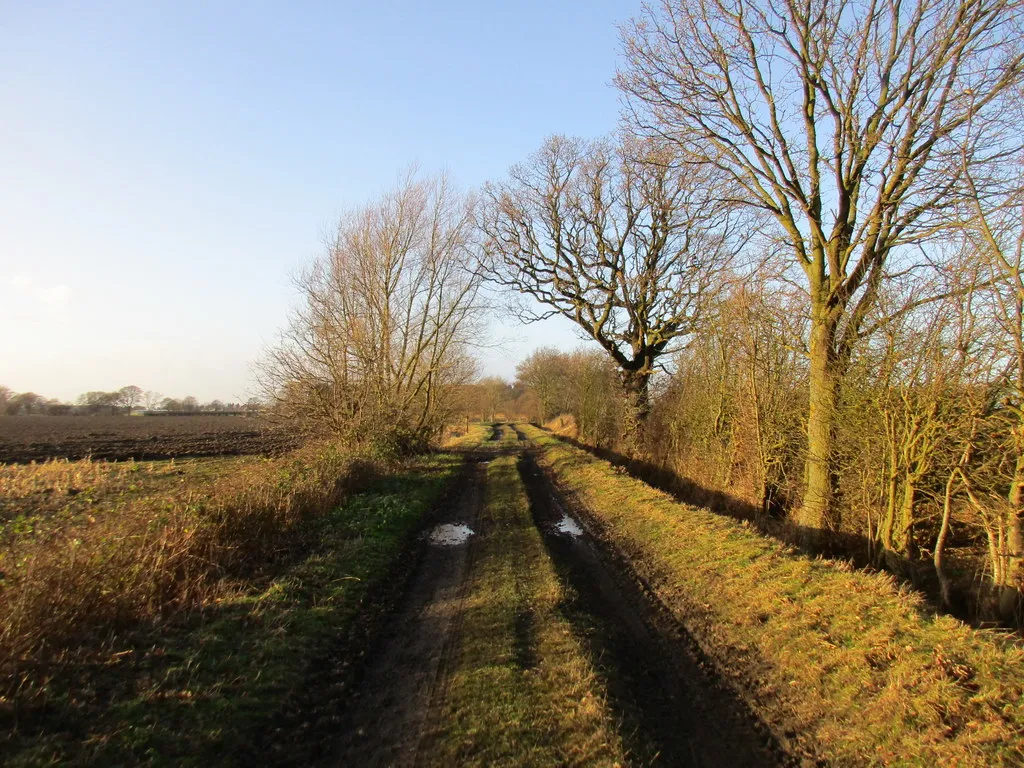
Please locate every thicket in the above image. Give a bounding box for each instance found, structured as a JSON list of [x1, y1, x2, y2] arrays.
[[521, 264, 1024, 624]]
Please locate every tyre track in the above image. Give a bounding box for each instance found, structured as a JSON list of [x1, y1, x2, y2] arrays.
[[519, 450, 794, 767], [333, 456, 487, 767]]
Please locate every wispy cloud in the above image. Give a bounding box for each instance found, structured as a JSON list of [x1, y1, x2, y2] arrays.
[[5, 274, 72, 308]]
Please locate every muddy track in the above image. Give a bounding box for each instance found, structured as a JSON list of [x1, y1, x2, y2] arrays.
[[519, 451, 795, 768], [332, 455, 488, 766], [328, 438, 798, 767]]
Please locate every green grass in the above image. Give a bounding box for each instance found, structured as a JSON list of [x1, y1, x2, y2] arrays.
[[493, 422, 522, 448], [0, 456, 259, 548], [523, 424, 1024, 767], [443, 422, 492, 448], [421, 453, 625, 767], [3, 453, 464, 767]]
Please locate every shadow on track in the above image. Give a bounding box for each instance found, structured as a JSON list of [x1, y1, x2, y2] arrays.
[[518, 451, 794, 768]]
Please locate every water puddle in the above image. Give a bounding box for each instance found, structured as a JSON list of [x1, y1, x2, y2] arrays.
[[427, 523, 475, 546], [554, 515, 584, 537]]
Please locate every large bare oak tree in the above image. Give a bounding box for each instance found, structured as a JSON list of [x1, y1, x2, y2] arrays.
[[620, 0, 1024, 533], [481, 134, 746, 452]]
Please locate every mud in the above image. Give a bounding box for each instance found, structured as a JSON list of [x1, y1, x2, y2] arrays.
[[332, 457, 487, 767], [519, 452, 795, 767], [0, 415, 298, 463], [326, 438, 800, 768]]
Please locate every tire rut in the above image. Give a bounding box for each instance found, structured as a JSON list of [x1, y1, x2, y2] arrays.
[[518, 451, 795, 768], [333, 456, 487, 767]]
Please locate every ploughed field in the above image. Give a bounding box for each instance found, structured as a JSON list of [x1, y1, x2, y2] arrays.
[[0, 415, 301, 463]]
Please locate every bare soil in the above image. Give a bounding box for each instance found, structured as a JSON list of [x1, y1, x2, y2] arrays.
[[0, 415, 299, 463], [332, 455, 488, 766], [520, 452, 795, 767]]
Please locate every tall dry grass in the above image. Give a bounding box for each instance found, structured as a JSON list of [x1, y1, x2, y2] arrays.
[[0, 442, 376, 695], [0, 457, 201, 542]]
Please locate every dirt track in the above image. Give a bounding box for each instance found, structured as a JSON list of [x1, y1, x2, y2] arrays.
[[333, 456, 487, 765], [331, 432, 794, 767], [520, 452, 788, 767]]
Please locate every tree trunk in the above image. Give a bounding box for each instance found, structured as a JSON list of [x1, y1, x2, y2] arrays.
[[799, 315, 841, 539], [935, 468, 957, 610], [936, 432, 976, 611], [879, 413, 899, 559], [896, 480, 919, 560], [999, 442, 1024, 621], [620, 369, 651, 457]]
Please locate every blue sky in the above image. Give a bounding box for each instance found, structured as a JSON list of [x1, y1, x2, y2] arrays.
[[0, 0, 633, 402]]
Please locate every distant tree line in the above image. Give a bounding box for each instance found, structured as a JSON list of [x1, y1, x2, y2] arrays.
[[0, 385, 261, 416]]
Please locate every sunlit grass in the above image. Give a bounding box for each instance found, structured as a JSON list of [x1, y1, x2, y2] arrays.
[[442, 421, 492, 449], [0, 456, 266, 546], [2, 452, 464, 766], [524, 424, 1024, 767], [422, 453, 625, 767]]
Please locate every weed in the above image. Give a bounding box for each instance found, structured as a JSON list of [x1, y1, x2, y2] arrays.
[[1, 451, 465, 765]]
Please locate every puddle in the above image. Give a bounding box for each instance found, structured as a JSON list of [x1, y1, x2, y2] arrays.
[[554, 515, 584, 537], [428, 523, 475, 546]]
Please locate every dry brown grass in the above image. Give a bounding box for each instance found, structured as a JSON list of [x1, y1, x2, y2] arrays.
[[0, 442, 377, 700], [442, 422, 493, 448], [3, 450, 468, 765], [524, 424, 1024, 767], [542, 414, 579, 439], [0, 456, 266, 544]]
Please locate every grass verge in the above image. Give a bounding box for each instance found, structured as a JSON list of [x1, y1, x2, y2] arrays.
[[2, 452, 464, 766], [522, 424, 1024, 767], [443, 422, 493, 449], [421, 453, 626, 767]]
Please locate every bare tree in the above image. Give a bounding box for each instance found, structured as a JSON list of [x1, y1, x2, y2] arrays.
[[516, 347, 622, 445], [117, 385, 143, 411], [77, 391, 119, 413], [955, 156, 1024, 614], [476, 376, 513, 421], [7, 392, 45, 415], [482, 134, 747, 453], [260, 171, 484, 448], [620, 0, 1024, 534], [143, 391, 163, 411], [516, 347, 572, 423]]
